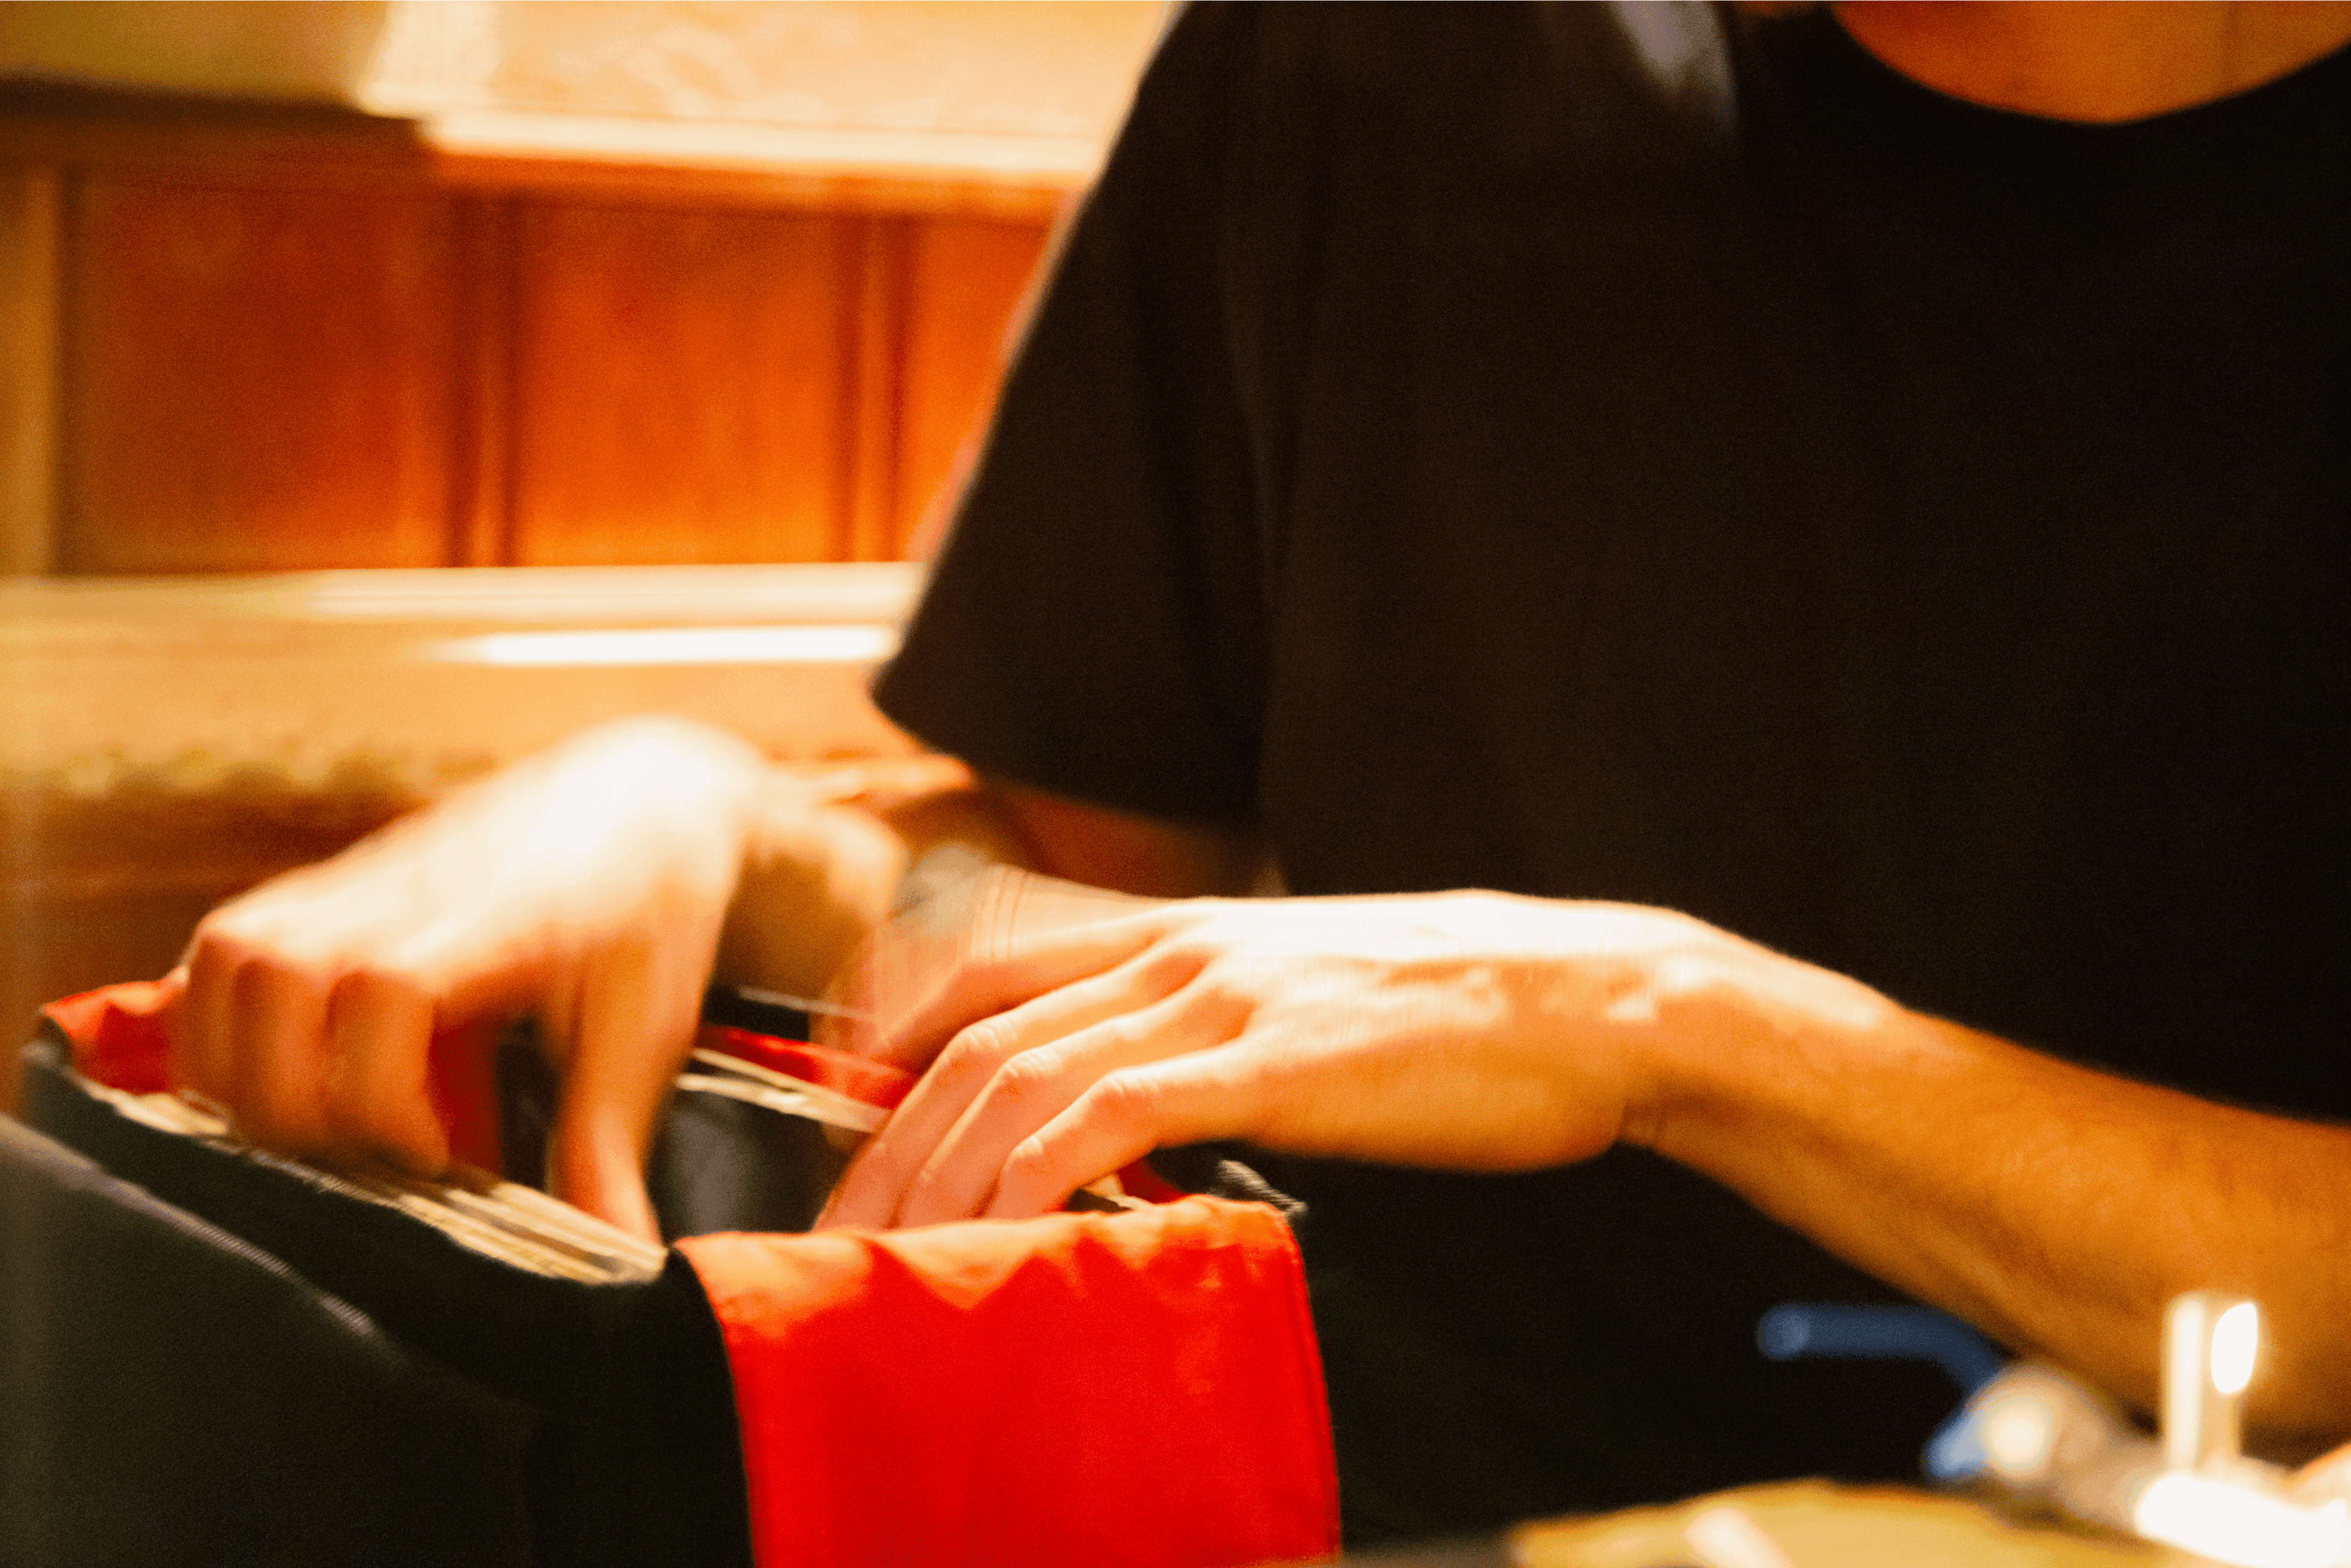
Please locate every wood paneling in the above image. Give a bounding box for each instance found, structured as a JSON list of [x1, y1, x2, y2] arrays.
[[63, 177, 460, 572], [841, 212, 912, 561], [897, 214, 1054, 558], [508, 200, 856, 565], [4, 84, 1064, 574], [0, 39, 1116, 1080], [449, 194, 519, 566], [1, 164, 61, 574]]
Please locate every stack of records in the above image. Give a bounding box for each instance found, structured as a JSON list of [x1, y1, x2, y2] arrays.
[[2, 987, 877, 1567]]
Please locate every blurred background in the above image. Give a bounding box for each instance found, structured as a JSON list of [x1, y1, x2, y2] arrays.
[[0, 1, 1168, 1072]]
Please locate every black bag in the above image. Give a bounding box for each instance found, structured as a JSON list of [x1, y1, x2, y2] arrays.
[[2, 989, 847, 1568]]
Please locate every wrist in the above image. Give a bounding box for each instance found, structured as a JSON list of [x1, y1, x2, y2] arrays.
[[1608, 918, 1909, 1166], [715, 774, 908, 996]]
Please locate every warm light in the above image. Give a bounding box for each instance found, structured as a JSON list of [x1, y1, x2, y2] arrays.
[[2213, 1301, 2261, 1397], [2167, 1289, 2256, 1470], [1982, 1393, 2057, 1479], [424, 626, 901, 667], [1683, 1506, 1796, 1568], [2134, 1472, 2350, 1568]]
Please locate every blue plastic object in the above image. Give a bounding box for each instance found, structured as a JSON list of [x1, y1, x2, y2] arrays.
[[1922, 1411, 1989, 1482], [1756, 1302, 2008, 1484], [1755, 1303, 2005, 1395]]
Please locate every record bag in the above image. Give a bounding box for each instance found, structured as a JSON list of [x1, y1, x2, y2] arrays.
[[3, 983, 1339, 1568]]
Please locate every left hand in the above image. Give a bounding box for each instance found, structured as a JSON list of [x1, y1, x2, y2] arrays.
[[819, 887, 1882, 1229]]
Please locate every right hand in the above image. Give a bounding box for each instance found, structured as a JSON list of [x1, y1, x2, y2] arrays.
[[159, 718, 778, 1240]]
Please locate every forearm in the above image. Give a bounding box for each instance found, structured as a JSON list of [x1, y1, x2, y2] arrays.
[[713, 761, 1264, 998], [1628, 966, 2351, 1438]]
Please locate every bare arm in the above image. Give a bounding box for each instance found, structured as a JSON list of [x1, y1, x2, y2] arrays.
[[818, 888, 2351, 1442], [712, 766, 1265, 1009], [1638, 997, 2351, 1438]]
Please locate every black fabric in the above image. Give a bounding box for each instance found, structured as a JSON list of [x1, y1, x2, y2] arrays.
[[649, 1087, 851, 1239], [1, 1112, 539, 1567], [15, 1034, 756, 1568], [496, 1019, 850, 1240], [877, 1, 2351, 1545]]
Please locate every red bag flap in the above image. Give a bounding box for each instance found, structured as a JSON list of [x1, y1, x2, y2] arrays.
[[678, 1198, 1340, 1568], [40, 981, 503, 1174], [695, 1023, 914, 1110], [41, 980, 174, 1095]]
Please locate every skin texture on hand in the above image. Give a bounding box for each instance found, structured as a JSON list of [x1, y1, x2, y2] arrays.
[[818, 866, 2351, 1442], [817, 886, 1870, 1230], [162, 717, 778, 1240]]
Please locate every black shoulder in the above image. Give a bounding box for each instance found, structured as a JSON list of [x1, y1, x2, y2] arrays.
[[1161, 1, 1738, 179]]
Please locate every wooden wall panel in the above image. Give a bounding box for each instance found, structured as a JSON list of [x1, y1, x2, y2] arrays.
[[1, 165, 62, 574], [840, 212, 912, 563], [19, 98, 1065, 574], [62, 178, 460, 572], [895, 213, 1056, 558], [506, 201, 853, 566], [449, 195, 519, 566]]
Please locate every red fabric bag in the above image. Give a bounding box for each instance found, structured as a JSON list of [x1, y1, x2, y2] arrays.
[[683, 1202, 1337, 1568]]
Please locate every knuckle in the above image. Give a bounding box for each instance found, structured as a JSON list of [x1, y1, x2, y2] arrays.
[[850, 1131, 920, 1195], [325, 963, 423, 1015], [1000, 1135, 1056, 1186], [991, 1047, 1065, 1105], [184, 920, 263, 978], [899, 1160, 955, 1214], [1085, 1068, 1163, 1133], [322, 964, 378, 1011], [939, 1019, 1016, 1078]]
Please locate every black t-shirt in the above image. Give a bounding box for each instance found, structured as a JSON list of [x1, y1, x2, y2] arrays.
[[877, 1, 2350, 1543]]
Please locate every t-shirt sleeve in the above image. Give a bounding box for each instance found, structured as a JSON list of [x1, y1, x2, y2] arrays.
[[871, 4, 1274, 828]]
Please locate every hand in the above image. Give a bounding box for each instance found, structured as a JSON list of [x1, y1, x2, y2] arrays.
[[160, 718, 780, 1240], [820, 885, 1881, 1229]]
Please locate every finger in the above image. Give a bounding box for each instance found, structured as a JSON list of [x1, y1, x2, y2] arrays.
[[156, 962, 202, 1107], [894, 989, 1232, 1228], [322, 969, 449, 1177], [549, 1099, 662, 1244], [984, 1045, 1271, 1220], [544, 933, 710, 1244], [221, 956, 334, 1153], [819, 950, 1205, 1229], [168, 936, 244, 1105], [863, 909, 1176, 1070], [816, 1014, 1026, 1230], [159, 957, 201, 1091]]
